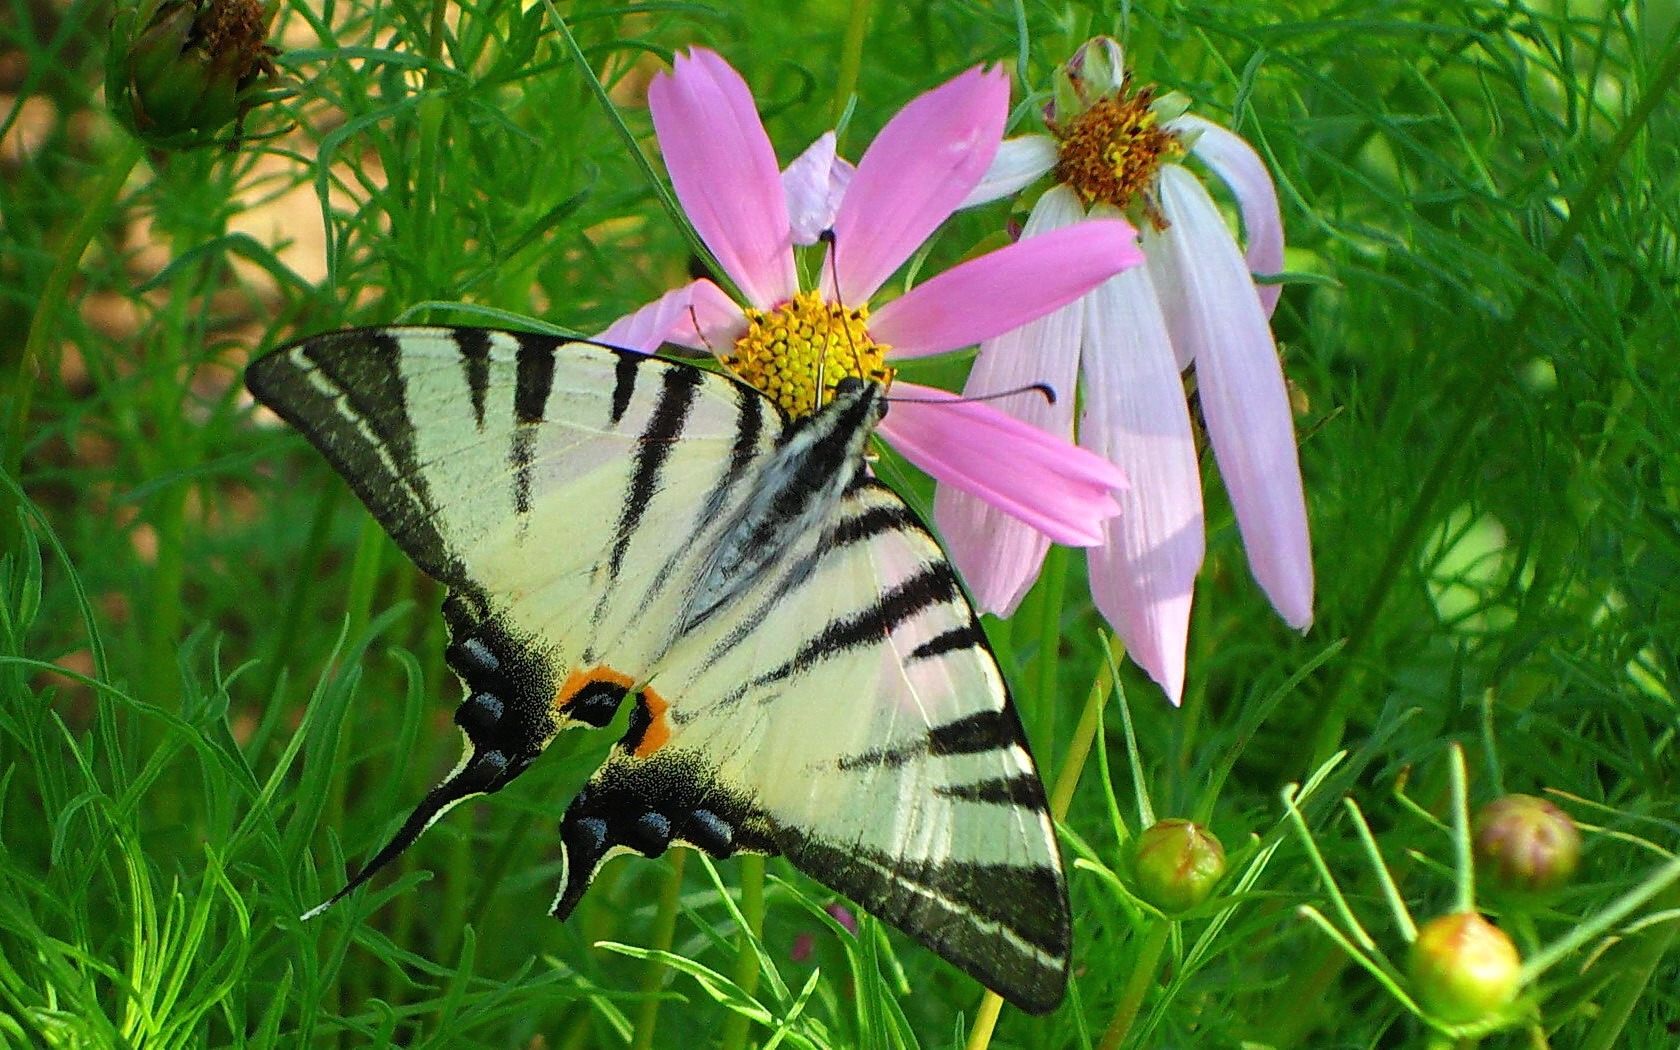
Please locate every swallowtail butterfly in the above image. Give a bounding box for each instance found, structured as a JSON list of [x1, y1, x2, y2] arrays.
[[247, 326, 1069, 1013]]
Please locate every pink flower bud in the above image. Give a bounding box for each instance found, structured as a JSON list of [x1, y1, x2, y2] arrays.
[[1473, 794, 1581, 897]]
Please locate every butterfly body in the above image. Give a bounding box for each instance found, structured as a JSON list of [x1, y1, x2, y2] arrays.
[[248, 326, 1069, 1013]]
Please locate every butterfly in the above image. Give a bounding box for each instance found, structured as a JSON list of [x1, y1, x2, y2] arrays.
[[246, 325, 1069, 1014]]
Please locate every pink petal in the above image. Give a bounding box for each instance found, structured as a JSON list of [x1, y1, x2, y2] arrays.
[[879, 382, 1124, 547], [782, 131, 855, 246], [1078, 253, 1205, 705], [958, 134, 1059, 209], [1171, 114, 1285, 317], [595, 279, 747, 355], [650, 49, 797, 308], [828, 66, 1009, 303], [932, 187, 1087, 615], [1150, 165, 1313, 628], [870, 218, 1142, 357]]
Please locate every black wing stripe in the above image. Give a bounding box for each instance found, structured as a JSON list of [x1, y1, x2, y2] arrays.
[[933, 774, 1048, 810], [730, 562, 963, 700], [639, 380, 771, 630], [698, 490, 917, 665], [513, 338, 557, 424], [831, 503, 919, 547], [606, 364, 702, 580], [610, 353, 640, 424], [928, 709, 1026, 756], [907, 622, 989, 663], [454, 328, 493, 430], [510, 339, 558, 517]]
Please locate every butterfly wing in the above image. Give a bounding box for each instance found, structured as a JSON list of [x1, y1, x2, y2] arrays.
[[559, 475, 1070, 1014], [248, 326, 788, 904], [249, 328, 1068, 1011]]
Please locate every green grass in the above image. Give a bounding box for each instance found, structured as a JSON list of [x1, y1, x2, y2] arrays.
[[3, 0, 1679, 1046]]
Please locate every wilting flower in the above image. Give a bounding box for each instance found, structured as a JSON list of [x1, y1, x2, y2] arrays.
[[935, 37, 1313, 703], [600, 49, 1141, 546], [108, 0, 283, 149]]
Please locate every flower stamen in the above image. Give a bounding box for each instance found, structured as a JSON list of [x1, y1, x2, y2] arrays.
[[1051, 85, 1186, 227], [722, 291, 894, 417]]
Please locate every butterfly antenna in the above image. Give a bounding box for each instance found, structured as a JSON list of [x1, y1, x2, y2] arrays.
[[888, 382, 1059, 407], [300, 751, 493, 921], [686, 303, 717, 357], [817, 228, 850, 411]]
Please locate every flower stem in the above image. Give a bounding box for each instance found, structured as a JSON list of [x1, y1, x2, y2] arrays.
[[631, 850, 688, 1050], [1096, 919, 1171, 1050], [1032, 546, 1069, 770], [963, 993, 1006, 1050], [830, 0, 871, 128], [718, 853, 766, 1050], [2, 138, 143, 549], [1304, 35, 1680, 770]]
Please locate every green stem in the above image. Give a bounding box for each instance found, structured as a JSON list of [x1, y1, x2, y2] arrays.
[[1576, 885, 1680, 1050], [1032, 546, 1068, 770], [1096, 920, 1170, 1050], [1304, 36, 1680, 770], [3, 139, 144, 548], [830, 0, 872, 128], [963, 993, 1006, 1050], [1049, 634, 1124, 823], [718, 853, 766, 1050], [631, 851, 688, 1050]]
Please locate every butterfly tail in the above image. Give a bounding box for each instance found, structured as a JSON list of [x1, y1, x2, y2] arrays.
[[300, 745, 515, 921]]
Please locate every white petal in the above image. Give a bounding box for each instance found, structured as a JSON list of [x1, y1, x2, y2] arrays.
[[782, 131, 855, 246], [1079, 259, 1205, 705], [1148, 166, 1313, 628], [1171, 113, 1286, 317], [958, 134, 1059, 209], [933, 185, 1087, 615]]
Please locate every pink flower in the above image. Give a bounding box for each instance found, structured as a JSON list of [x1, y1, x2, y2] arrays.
[[599, 49, 1142, 547], [935, 39, 1313, 703]]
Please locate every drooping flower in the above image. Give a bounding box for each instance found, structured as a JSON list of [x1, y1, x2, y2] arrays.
[[599, 49, 1142, 547], [108, 0, 284, 149], [934, 38, 1313, 703]]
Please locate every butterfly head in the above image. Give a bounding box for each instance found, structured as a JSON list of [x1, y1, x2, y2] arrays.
[[719, 291, 894, 418]]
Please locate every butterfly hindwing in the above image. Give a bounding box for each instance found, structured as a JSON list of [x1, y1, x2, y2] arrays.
[[566, 474, 1069, 1012], [248, 326, 1069, 1013]]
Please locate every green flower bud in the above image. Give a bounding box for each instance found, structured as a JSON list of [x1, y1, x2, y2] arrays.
[[108, 0, 281, 149], [1131, 819, 1226, 914], [1473, 794, 1581, 897], [1408, 912, 1522, 1025]]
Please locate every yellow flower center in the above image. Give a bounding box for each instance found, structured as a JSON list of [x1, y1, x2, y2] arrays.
[[721, 291, 895, 418], [1051, 87, 1186, 227]]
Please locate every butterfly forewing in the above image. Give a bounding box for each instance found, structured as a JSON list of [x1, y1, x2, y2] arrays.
[[248, 326, 1069, 1014]]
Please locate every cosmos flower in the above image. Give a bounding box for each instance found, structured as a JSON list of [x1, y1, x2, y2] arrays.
[[600, 48, 1143, 547], [934, 38, 1313, 703]]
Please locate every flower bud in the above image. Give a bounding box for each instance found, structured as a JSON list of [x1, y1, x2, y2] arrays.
[[1408, 912, 1521, 1024], [1131, 819, 1225, 914], [108, 0, 281, 148], [1473, 794, 1581, 897]]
